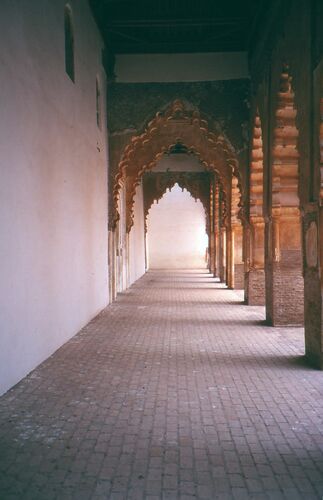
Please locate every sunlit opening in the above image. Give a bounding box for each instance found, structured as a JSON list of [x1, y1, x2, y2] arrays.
[[147, 184, 209, 269]]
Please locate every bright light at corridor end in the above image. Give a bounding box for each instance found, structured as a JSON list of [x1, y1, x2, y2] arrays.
[[199, 227, 209, 255], [147, 184, 209, 269]]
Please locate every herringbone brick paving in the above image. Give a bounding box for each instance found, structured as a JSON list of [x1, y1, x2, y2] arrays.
[[1, 270, 323, 499]]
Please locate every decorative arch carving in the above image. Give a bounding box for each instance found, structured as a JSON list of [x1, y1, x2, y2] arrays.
[[113, 100, 242, 232], [143, 171, 211, 234], [272, 64, 299, 211]]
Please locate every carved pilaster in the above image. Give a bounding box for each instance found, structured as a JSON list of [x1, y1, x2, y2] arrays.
[[227, 176, 243, 289], [265, 66, 304, 325], [214, 183, 220, 277]]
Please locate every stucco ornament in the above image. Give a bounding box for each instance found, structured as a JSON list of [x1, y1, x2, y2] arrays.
[[113, 100, 242, 232]]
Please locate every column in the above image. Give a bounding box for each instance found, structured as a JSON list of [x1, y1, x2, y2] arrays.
[[266, 207, 304, 325], [247, 215, 265, 304]]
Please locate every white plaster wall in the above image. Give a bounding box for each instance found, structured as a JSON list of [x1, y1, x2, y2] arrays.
[[129, 183, 146, 285], [147, 185, 208, 269], [115, 52, 249, 83], [0, 0, 108, 395]]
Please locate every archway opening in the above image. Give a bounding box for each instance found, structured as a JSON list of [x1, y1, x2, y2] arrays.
[[147, 184, 208, 269], [109, 100, 243, 296]]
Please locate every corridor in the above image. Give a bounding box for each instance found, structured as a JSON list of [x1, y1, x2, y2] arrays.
[[1, 271, 323, 499]]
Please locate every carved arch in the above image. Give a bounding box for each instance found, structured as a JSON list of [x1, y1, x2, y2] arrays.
[[143, 171, 211, 234], [113, 100, 242, 232], [146, 183, 210, 235], [272, 64, 299, 211]]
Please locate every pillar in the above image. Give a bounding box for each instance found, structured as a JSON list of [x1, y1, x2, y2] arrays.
[[302, 64, 323, 368], [226, 223, 243, 290], [209, 231, 215, 274], [214, 184, 220, 277], [303, 205, 322, 367], [266, 208, 304, 326], [209, 183, 215, 275], [226, 224, 233, 288], [108, 229, 117, 302], [233, 222, 244, 289], [219, 226, 226, 283], [247, 216, 265, 304]]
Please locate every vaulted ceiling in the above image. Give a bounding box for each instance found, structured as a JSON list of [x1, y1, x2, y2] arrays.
[[89, 0, 265, 54]]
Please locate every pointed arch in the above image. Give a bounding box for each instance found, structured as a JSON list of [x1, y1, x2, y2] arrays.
[[146, 185, 208, 270], [113, 100, 242, 232], [142, 171, 211, 234]]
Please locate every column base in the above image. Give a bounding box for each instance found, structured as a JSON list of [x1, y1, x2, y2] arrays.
[[304, 267, 323, 368], [268, 262, 304, 326], [233, 263, 244, 290], [246, 268, 265, 305]]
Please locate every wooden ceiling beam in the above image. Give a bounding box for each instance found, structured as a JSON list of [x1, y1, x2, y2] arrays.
[[109, 41, 245, 54], [105, 18, 246, 28]]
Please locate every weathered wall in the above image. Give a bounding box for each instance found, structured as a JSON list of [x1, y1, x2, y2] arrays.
[[129, 183, 146, 285], [0, 0, 108, 394], [147, 185, 208, 269]]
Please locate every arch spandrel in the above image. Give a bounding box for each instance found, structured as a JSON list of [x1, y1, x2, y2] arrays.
[[112, 100, 242, 232]]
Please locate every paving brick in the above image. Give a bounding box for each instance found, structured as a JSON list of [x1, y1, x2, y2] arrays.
[[0, 270, 323, 499]]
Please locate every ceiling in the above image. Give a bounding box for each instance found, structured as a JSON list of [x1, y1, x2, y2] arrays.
[[89, 0, 265, 54]]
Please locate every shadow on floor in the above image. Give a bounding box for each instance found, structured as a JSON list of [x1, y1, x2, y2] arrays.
[[206, 352, 310, 370]]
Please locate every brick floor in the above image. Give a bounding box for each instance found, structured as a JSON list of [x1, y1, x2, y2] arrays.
[[1, 270, 323, 499]]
